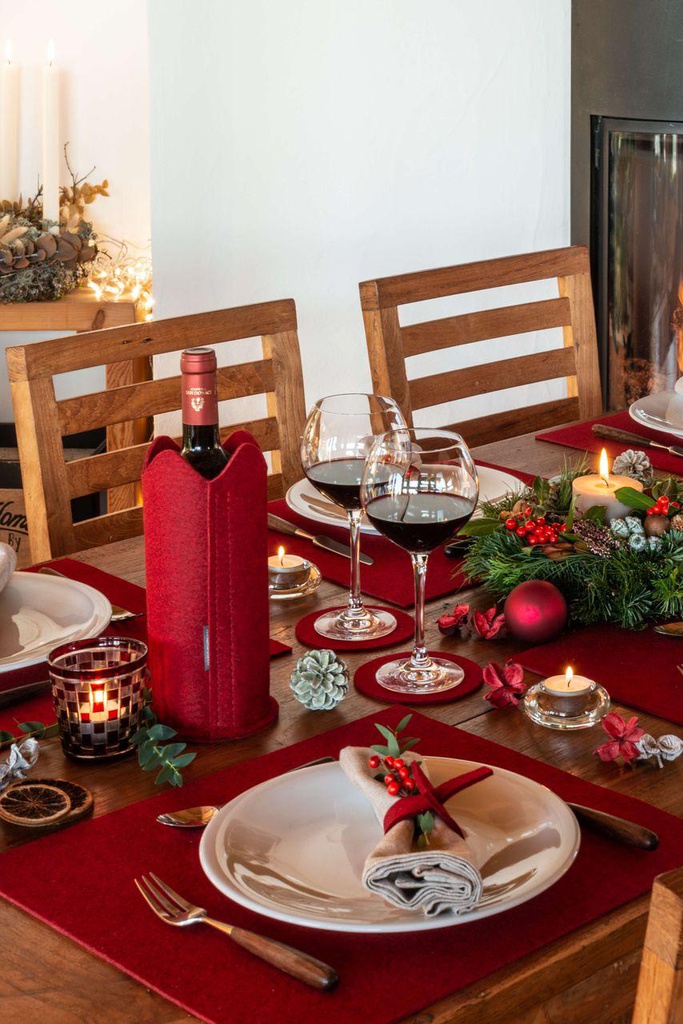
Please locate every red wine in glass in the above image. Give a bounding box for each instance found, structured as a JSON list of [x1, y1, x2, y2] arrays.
[[304, 459, 365, 511], [365, 493, 476, 552]]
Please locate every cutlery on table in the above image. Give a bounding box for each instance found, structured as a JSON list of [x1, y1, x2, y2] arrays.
[[134, 871, 338, 991], [654, 623, 683, 636], [592, 423, 683, 458], [301, 492, 349, 520], [267, 513, 374, 566], [157, 755, 658, 849], [38, 566, 143, 623]]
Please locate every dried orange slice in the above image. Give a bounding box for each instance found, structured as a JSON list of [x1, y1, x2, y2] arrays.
[[0, 783, 71, 827], [11, 778, 93, 826]]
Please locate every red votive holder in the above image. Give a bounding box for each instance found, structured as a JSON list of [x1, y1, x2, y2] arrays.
[[48, 637, 148, 760]]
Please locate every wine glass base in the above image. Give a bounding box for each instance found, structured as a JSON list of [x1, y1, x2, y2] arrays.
[[376, 657, 465, 694], [313, 608, 397, 642]]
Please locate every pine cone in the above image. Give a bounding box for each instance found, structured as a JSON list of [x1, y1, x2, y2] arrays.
[[672, 513, 683, 531], [612, 449, 653, 484], [290, 650, 349, 711]]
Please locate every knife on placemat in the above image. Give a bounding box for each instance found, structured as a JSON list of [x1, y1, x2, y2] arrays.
[[592, 423, 683, 458], [268, 513, 374, 566]]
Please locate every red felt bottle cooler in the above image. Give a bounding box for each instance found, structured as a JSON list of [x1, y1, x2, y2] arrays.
[[141, 430, 278, 741]]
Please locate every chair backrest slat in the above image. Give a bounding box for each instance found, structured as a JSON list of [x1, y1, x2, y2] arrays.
[[360, 245, 602, 440], [8, 300, 305, 562]]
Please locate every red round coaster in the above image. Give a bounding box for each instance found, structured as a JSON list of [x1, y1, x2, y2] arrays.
[[354, 651, 483, 705], [295, 606, 414, 652]]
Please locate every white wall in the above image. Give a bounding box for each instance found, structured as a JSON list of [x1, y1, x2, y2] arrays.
[[148, 0, 571, 435], [0, 0, 151, 421]]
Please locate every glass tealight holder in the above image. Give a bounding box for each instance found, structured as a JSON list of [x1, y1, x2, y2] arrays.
[[522, 668, 610, 731], [48, 637, 148, 760]]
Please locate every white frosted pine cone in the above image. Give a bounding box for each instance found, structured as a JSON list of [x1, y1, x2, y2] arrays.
[[611, 449, 653, 485], [290, 649, 349, 711]]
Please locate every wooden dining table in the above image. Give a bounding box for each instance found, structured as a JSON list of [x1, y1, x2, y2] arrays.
[[0, 427, 680, 1024]]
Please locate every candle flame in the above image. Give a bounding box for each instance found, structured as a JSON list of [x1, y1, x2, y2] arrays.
[[46, 40, 55, 65], [92, 687, 104, 704], [565, 666, 573, 689], [4, 40, 12, 64], [599, 448, 609, 486], [278, 546, 285, 566]]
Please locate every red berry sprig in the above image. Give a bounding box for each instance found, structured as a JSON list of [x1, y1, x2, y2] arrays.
[[368, 753, 417, 796], [504, 508, 565, 547], [646, 495, 680, 516]]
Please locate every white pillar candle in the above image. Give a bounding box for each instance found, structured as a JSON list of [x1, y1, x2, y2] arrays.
[[42, 41, 60, 226], [0, 42, 20, 202], [572, 448, 643, 521]]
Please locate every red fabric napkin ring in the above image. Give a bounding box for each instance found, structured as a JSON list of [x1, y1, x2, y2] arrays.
[[383, 763, 493, 838]]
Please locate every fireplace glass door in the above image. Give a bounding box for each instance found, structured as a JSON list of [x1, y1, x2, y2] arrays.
[[593, 116, 683, 410]]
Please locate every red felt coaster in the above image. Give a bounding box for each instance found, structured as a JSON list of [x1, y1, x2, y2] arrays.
[[2, 707, 683, 1024], [537, 410, 683, 476], [354, 650, 483, 705], [295, 605, 414, 652], [518, 624, 683, 726]]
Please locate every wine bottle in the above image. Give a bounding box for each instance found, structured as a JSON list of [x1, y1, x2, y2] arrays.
[[180, 347, 230, 479]]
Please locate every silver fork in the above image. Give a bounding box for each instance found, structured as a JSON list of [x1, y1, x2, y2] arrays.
[[134, 871, 338, 991]]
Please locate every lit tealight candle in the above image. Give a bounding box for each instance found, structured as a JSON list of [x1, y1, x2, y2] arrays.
[[268, 546, 310, 589], [543, 665, 593, 697], [571, 448, 643, 521]]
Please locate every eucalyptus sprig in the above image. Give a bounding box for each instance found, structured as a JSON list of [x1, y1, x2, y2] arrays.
[[131, 690, 196, 787], [0, 720, 58, 750]]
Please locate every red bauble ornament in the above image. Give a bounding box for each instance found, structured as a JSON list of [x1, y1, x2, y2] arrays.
[[503, 580, 567, 644]]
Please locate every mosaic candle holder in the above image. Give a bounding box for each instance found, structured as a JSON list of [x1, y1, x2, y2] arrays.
[[48, 637, 148, 760]]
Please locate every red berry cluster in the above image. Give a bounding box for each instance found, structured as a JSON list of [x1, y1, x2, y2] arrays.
[[646, 495, 680, 516], [504, 508, 566, 546], [368, 753, 416, 797]]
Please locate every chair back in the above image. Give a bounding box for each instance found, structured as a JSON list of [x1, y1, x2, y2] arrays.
[[7, 299, 306, 561], [359, 245, 602, 447], [632, 866, 683, 1024]]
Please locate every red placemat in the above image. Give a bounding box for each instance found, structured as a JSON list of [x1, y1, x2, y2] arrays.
[[518, 624, 683, 726], [0, 559, 290, 733], [537, 411, 683, 476], [354, 652, 482, 705], [295, 606, 414, 651], [269, 465, 534, 609], [2, 707, 683, 1024]]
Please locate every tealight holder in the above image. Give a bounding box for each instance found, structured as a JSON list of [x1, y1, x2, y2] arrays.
[[48, 637, 147, 760], [268, 546, 321, 601], [522, 667, 610, 730]]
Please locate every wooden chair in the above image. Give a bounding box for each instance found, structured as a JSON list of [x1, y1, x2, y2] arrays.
[[359, 245, 602, 447], [7, 299, 306, 562], [632, 867, 683, 1023]]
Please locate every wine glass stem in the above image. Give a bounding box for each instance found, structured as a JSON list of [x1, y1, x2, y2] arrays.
[[410, 552, 431, 667], [346, 509, 365, 618]]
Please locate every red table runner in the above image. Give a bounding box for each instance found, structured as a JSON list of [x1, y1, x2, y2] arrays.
[[518, 624, 683, 726], [537, 410, 683, 476], [269, 465, 534, 608], [2, 707, 682, 1024], [0, 559, 290, 734]]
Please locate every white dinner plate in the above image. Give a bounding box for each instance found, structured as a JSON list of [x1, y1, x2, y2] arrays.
[[199, 757, 580, 933], [286, 465, 525, 535], [0, 572, 112, 674], [629, 392, 683, 440]]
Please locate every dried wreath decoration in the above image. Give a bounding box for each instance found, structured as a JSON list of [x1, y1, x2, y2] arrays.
[[0, 144, 105, 303]]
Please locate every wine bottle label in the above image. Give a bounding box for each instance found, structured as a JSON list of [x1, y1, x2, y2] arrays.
[[182, 372, 219, 426]]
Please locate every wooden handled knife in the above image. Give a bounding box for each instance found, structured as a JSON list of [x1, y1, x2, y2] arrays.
[[592, 423, 683, 457]]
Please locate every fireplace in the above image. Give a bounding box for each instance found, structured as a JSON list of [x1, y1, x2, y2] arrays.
[[571, 0, 683, 412], [592, 117, 683, 410]]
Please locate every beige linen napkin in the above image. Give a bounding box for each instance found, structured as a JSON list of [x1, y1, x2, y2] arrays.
[[340, 745, 484, 917]]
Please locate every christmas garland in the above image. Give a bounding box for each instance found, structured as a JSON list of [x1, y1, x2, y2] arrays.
[[462, 461, 683, 630]]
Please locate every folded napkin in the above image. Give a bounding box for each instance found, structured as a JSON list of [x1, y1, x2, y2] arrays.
[[339, 746, 490, 917], [0, 543, 16, 594]]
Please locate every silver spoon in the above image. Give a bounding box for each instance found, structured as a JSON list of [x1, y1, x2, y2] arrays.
[[156, 756, 336, 828]]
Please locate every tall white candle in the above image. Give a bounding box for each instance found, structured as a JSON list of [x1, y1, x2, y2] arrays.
[[0, 42, 20, 202], [42, 41, 60, 226]]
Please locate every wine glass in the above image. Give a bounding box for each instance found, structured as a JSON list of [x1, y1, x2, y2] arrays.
[[361, 428, 479, 692], [301, 393, 406, 641]]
